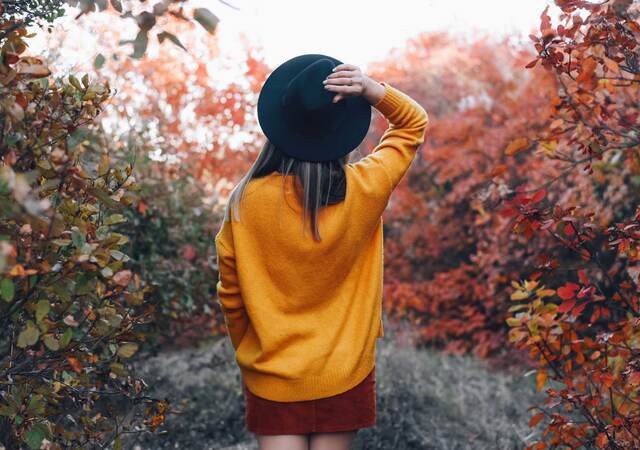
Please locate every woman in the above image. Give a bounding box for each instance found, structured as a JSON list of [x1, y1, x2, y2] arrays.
[[214, 53, 429, 450]]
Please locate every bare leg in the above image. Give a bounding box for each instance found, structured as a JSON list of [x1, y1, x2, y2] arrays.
[[309, 430, 358, 450], [256, 434, 309, 450]]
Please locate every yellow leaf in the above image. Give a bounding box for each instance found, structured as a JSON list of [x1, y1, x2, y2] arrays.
[[98, 154, 110, 177], [506, 317, 521, 327], [511, 290, 530, 301], [117, 342, 139, 358], [540, 140, 556, 157]]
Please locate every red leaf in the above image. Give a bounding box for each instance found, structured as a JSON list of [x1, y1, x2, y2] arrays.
[[499, 207, 518, 218], [557, 282, 579, 300], [564, 222, 576, 236], [531, 189, 546, 203], [540, 5, 554, 38], [558, 298, 576, 313], [525, 58, 539, 69], [573, 301, 586, 316]]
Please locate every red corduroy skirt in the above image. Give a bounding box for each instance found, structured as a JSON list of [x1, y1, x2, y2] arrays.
[[243, 366, 376, 435]]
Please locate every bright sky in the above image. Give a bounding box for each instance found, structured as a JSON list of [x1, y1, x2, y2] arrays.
[[27, 0, 558, 79], [196, 0, 556, 70]]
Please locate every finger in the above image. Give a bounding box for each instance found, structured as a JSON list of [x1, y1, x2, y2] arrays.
[[326, 70, 357, 79], [324, 77, 355, 86], [324, 84, 360, 94], [333, 93, 342, 103], [332, 63, 358, 73]]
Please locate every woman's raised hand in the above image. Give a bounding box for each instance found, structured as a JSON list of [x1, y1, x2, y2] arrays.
[[322, 63, 385, 106]]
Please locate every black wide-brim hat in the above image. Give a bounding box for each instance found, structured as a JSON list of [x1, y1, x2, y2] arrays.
[[257, 53, 372, 162]]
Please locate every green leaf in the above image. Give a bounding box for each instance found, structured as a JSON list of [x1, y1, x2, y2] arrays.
[[94, 53, 106, 69], [88, 186, 121, 209], [66, 127, 88, 149], [193, 8, 219, 34], [25, 422, 48, 450], [71, 228, 86, 249], [26, 394, 45, 416], [132, 30, 149, 59], [35, 300, 50, 323], [110, 0, 122, 13], [0, 403, 17, 417], [1, 278, 15, 302], [17, 322, 40, 348], [104, 214, 126, 225], [53, 280, 73, 302], [68, 74, 83, 91], [43, 334, 60, 351], [157, 31, 188, 51], [59, 328, 73, 348]]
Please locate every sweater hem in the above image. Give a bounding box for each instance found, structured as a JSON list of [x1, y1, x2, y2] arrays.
[[240, 348, 376, 402]]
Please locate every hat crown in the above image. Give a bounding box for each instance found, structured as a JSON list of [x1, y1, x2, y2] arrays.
[[281, 58, 345, 136], [256, 53, 371, 162]]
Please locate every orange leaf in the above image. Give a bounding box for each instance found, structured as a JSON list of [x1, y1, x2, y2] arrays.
[[529, 412, 545, 427], [66, 355, 83, 374], [505, 138, 530, 156], [536, 370, 547, 391], [603, 57, 619, 73], [595, 432, 608, 448], [576, 56, 597, 86], [490, 164, 508, 177], [9, 264, 25, 277], [601, 372, 614, 389]]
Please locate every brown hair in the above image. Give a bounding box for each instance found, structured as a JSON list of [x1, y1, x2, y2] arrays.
[[223, 139, 350, 241]]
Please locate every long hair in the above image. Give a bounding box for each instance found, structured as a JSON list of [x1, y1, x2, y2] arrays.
[[223, 139, 351, 241]]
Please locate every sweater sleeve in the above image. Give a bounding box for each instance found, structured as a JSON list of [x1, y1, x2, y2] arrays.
[[214, 222, 249, 351], [348, 82, 429, 198]]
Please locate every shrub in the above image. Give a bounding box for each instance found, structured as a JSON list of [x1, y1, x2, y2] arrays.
[[0, 11, 166, 448], [504, 1, 640, 448]]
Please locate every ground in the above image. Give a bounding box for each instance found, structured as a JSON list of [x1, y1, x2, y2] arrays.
[[123, 321, 546, 450]]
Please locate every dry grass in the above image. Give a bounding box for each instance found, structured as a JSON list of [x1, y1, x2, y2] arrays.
[[123, 320, 546, 450]]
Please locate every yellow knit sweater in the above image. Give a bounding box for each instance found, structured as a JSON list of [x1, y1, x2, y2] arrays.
[[214, 82, 429, 402]]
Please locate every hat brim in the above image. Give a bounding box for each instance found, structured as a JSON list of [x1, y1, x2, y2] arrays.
[[257, 54, 372, 162]]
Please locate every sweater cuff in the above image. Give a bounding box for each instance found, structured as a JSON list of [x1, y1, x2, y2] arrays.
[[372, 81, 404, 116]]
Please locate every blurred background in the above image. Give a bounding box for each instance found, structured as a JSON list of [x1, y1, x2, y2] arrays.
[[2, 0, 639, 449]]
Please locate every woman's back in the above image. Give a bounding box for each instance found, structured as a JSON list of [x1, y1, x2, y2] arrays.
[[215, 82, 429, 403]]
